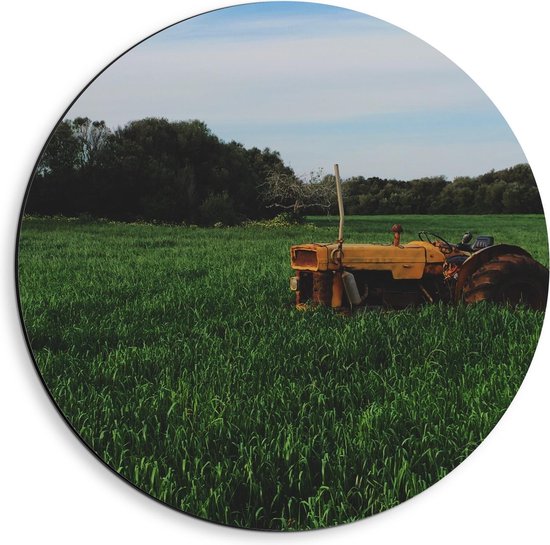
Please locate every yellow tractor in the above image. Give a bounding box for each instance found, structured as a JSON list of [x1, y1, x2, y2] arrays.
[[290, 165, 548, 311]]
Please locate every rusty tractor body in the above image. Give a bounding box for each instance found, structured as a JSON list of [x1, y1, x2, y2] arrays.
[[289, 165, 548, 311]]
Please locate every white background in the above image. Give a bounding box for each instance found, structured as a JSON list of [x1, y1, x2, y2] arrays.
[[2, 1, 549, 543]]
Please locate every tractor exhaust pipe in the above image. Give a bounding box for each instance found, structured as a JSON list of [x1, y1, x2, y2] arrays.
[[334, 163, 344, 243]]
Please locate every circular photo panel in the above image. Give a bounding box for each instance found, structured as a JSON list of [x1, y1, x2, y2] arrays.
[[17, 1, 548, 531]]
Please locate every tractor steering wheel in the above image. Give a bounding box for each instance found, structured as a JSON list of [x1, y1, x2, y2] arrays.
[[418, 231, 454, 253]]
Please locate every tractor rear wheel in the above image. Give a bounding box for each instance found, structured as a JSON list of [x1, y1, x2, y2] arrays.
[[462, 253, 549, 310]]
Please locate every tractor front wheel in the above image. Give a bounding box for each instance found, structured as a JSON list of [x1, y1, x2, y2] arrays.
[[462, 254, 549, 310]]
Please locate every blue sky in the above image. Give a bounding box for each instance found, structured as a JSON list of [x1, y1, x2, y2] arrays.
[[66, 2, 526, 180]]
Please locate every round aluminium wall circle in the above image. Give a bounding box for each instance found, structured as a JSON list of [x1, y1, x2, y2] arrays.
[[16, 1, 548, 531]]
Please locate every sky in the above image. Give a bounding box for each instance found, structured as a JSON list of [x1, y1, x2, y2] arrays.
[[65, 1, 527, 180]]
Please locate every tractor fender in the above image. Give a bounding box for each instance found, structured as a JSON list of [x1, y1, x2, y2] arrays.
[[453, 244, 533, 303]]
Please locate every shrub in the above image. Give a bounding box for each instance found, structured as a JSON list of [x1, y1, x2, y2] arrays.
[[198, 192, 239, 226], [243, 212, 313, 229]]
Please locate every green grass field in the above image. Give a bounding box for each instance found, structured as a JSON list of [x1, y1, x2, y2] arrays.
[[17, 214, 548, 530]]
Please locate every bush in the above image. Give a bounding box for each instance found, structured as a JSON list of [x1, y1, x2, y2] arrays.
[[198, 192, 240, 226], [273, 210, 305, 224], [243, 211, 314, 229]]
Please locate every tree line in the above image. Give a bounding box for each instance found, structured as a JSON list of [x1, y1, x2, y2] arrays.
[[341, 164, 543, 215], [27, 117, 293, 225], [26, 116, 543, 225]]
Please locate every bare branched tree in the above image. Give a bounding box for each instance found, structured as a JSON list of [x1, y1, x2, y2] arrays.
[[260, 168, 336, 215]]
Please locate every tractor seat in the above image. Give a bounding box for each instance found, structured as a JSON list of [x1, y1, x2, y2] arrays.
[[472, 235, 494, 251]]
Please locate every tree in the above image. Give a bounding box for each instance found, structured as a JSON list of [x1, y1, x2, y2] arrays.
[[259, 168, 336, 217], [71, 117, 112, 166], [199, 192, 240, 226], [36, 120, 80, 175]]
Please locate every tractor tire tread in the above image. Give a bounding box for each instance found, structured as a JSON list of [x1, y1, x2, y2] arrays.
[[462, 253, 548, 310]]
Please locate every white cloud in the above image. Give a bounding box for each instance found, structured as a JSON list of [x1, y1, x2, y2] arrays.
[[70, 24, 488, 124], [66, 5, 524, 178]]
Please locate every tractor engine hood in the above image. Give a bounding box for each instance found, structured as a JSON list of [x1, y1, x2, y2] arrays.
[[290, 242, 445, 280]]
